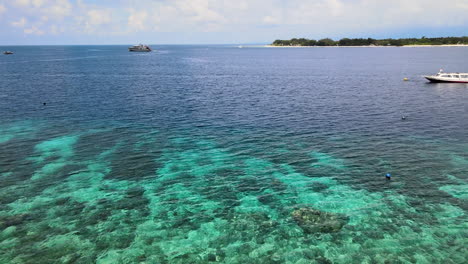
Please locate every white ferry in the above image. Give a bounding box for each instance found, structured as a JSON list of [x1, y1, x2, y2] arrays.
[[128, 44, 152, 52], [424, 70, 468, 83]]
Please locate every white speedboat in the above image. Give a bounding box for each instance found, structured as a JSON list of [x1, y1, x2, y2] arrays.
[[128, 44, 152, 52], [425, 70, 468, 83]]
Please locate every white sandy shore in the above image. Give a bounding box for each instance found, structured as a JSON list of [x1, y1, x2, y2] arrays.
[[403, 44, 468, 47], [261, 44, 468, 48]]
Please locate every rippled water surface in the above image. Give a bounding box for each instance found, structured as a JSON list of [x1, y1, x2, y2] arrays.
[[0, 45, 467, 263]]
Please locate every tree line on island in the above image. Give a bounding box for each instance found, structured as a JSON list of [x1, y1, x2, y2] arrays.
[[272, 36, 468, 46]]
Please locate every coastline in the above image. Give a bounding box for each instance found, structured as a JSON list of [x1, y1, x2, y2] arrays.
[[403, 44, 468, 47], [263, 44, 468, 48]]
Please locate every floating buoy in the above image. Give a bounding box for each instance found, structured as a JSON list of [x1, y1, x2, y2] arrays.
[[385, 173, 392, 180], [401, 115, 406, 120], [403, 78, 409, 81]]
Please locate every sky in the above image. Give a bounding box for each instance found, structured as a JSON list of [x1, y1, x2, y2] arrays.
[[0, 0, 467, 45]]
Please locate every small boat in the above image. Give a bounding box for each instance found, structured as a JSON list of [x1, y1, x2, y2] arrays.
[[3, 51, 13, 55], [424, 69, 468, 83], [128, 44, 152, 52]]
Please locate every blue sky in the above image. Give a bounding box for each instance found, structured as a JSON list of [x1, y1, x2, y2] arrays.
[[0, 0, 467, 45]]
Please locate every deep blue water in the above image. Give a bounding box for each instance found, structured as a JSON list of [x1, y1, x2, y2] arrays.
[[0, 45, 467, 263]]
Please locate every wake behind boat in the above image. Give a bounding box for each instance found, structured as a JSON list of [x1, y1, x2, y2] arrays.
[[425, 70, 468, 83], [128, 44, 152, 52]]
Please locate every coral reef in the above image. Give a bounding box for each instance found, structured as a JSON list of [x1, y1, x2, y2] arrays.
[[292, 207, 349, 233]]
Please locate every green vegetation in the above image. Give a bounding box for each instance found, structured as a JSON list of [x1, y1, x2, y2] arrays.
[[272, 36, 468, 46]]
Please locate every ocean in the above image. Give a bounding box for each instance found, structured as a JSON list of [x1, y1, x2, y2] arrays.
[[0, 45, 467, 263]]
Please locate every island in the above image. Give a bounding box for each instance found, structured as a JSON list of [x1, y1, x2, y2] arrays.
[[271, 36, 468, 47]]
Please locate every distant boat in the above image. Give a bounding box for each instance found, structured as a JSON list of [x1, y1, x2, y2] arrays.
[[3, 51, 13, 55], [128, 44, 152, 52], [424, 69, 468, 83]]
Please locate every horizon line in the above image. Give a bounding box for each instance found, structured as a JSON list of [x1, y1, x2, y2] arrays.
[[0, 43, 269, 46]]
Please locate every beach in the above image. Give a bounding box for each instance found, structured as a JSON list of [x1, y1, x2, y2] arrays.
[[264, 44, 468, 48]]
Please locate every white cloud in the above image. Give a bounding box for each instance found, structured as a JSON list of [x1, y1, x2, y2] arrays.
[[49, 24, 58, 34], [14, 0, 31, 7], [327, 0, 344, 17], [24, 25, 44, 35], [11, 17, 28, 27], [65, 3, 115, 34], [127, 9, 148, 32], [43, 0, 72, 18], [254, 0, 468, 31], [32, 0, 46, 8], [263, 16, 280, 25], [11, 0, 72, 19], [176, 0, 225, 23], [87, 9, 111, 25], [2, 0, 468, 42], [126, 0, 231, 32]]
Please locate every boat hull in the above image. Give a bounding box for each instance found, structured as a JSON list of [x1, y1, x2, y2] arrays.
[[128, 44, 152, 52], [425, 76, 468, 83], [128, 49, 151, 52]]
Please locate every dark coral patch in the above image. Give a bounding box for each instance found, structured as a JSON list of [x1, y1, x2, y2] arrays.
[[292, 207, 348, 233], [309, 182, 329, 193], [0, 213, 34, 229]]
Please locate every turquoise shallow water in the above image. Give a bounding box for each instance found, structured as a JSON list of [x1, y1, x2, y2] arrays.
[[0, 46, 467, 263]]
